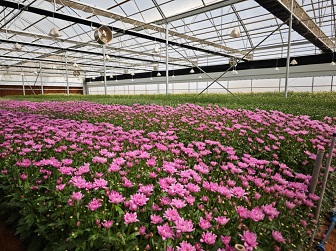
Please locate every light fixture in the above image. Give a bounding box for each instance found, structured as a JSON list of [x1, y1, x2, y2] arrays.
[[73, 62, 79, 68], [21, 72, 24, 76], [124, 69, 129, 74], [190, 68, 195, 74], [172, 74, 175, 78], [1, 77, 5, 81], [13, 43, 22, 51], [330, 52, 335, 65], [105, 54, 110, 61], [49, 0, 61, 37], [131, 72, 135, 76], [198, 75, 202, 79], [232, 70, 238, 75], [92, 76, 96, 80], [230, 27, 241, 38], [49, 27, 61, 37], [10, 75, 13, 79], [290, 58, 298, 65], [157, 72, 161, 77], [153, 44, 160, 53], [150, 77, 153, 80], [274, 58, 279, 71], [110, 74, 113, 78], [131, 75, 134, 81], [52, 65, 57, 69], [34, 71, 38, 75]]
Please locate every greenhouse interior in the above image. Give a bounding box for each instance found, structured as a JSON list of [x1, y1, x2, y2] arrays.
[[1, 1, 336, 251], [0, 0, 335, 96]]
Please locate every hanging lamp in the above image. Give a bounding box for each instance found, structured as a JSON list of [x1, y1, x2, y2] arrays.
[[330, 51, 336, 66], [13, 43, 22, 51], [198, 75, 202, 79], [230, 27, 241, 38], [157, 72, 161, 77], [290, 58, 298, 65], [49, 0, 61, 37], [274, 58, 279, 70], [190, 68, 195, 74]]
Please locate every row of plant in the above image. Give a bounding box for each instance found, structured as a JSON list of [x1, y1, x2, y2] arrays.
[[0, 99, 335, 250], [5, 91, 336, 120]]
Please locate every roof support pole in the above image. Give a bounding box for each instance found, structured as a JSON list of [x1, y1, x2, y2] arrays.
[[22, 73, 25, 96], [284, 0, 294, 98], [103, 44, 107, 95], [165, 23, 169, 96], [39, 62, 43, 95], [65, 51, 69, 95]]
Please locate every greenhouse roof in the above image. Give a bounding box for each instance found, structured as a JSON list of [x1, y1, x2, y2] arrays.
[[0, 0, 335, 79]]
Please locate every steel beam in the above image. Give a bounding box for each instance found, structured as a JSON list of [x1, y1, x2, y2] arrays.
[[255, 0, 334, 52], [45, 0, 250, 59], [0, 0, 246, 61]]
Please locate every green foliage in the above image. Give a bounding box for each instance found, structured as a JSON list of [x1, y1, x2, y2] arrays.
[[5, 91, 336, 120]]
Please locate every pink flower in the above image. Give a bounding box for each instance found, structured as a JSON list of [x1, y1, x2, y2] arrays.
[[102, 220, 113, 229], [236, 206, 250, 219], [176, 241, 196, 251], [174, 217, 194, 233], [124, 212, 138, 224], [215, 216, 230, 226], [240, 230, 258, 251], [93, 178, 108, 189], [171, 198, 187, 209], [20, 173, 27, 180], [86, 198, 102, 211], [272, 230, 286, 243], [200, 231, 217, 245], [150, 214, 163, 224], [164, 208, 180, 222], [108, 190, 125, 204], [92, 156, 107, 164], [139, 226, 146, 235], [71, 191, 83, 201], [249, 207, 265, 222], [130, 193, 149, 207], [157, 223, 174, 240], [199, 217, 211, 230]]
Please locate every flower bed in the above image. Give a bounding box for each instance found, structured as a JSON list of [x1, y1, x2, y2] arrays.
[[0, 100, 335, 251]]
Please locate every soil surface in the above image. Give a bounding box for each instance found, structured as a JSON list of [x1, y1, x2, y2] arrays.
[[0, 222, 24, 251]]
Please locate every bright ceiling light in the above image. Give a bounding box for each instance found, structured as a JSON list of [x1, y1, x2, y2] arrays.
[[13, 43, 22, 51], [49, 27, 61, 37], [330, 61, 336, 66], [190, 68, 195, 74], [157, 72, 161, 77], [290, 59, 298, 65], [274, 67, 279, 71], [230, 27, 241, 38]]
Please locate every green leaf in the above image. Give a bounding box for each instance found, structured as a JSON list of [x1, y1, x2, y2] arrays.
[[126, 231, 139, 241]]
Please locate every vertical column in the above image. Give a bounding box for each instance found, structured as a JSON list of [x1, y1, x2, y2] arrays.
[[284, 0, 294, 98], [278, 78, 281, 92], [22, 74, 25, 96], [250, 79, 253, 93], [311, 77, 315, 93], [65, 51, 69, 95], [40, 62, 44, 94], [165, 23, 169, 95], [103, 45, 107, 95], [331, 76, 334, 92]]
